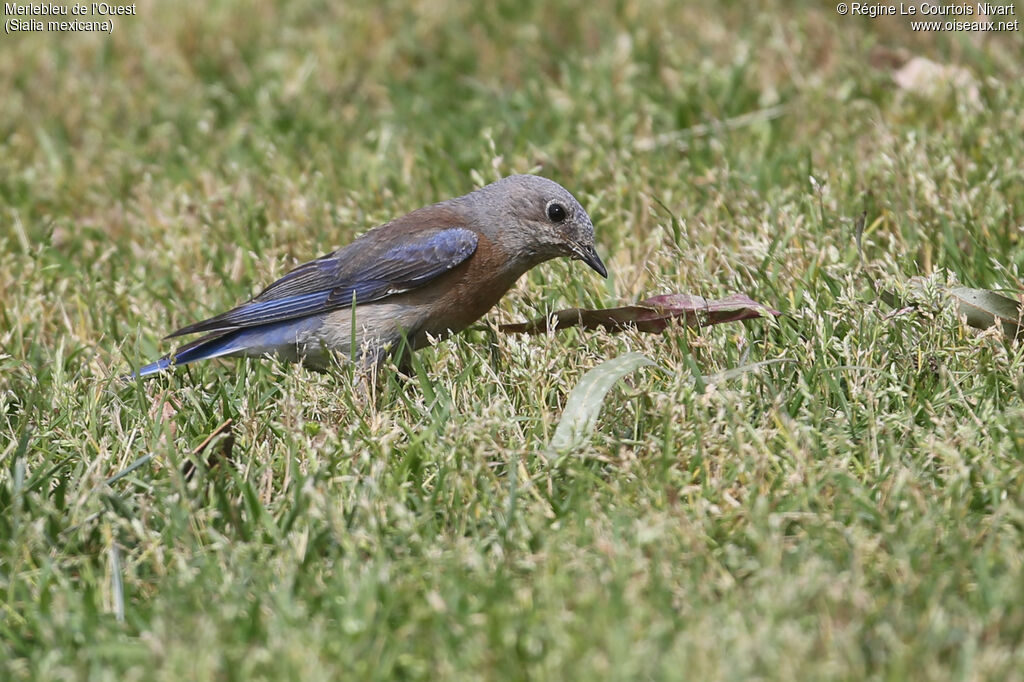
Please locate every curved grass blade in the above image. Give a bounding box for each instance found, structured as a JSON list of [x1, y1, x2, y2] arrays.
[[549, 352, 657, 454]]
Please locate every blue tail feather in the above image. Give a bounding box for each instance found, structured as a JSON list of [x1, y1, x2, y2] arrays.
[[129, 330, 239, 379], [128, 316, 325, 379]]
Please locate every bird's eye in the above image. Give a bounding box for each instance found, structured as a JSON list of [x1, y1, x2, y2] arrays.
[[546, 202, 568, 223]]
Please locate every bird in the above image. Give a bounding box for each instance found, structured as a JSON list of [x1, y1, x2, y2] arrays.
[[132, 174, 607, 378]]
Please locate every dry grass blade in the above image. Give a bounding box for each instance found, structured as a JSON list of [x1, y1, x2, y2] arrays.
[[701, 358, 798, 384], [181, 418, 236, 481]]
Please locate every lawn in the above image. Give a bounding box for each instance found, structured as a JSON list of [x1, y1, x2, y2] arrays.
[[2, 0, 1024, 679]]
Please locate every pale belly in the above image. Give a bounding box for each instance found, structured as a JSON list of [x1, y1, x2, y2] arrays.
[[226, 301, 431, 370]]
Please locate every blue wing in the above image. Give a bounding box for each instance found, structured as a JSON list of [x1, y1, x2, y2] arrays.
[[166, 226, 478, 338]]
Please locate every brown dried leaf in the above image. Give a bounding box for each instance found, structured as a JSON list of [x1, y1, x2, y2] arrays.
[[499, 293, 780, 335]]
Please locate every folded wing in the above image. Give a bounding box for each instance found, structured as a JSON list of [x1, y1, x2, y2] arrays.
[[166, 226, 478, 338]]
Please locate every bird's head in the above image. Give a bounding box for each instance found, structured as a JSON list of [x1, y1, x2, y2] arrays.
[[461, 174, 608, 278]]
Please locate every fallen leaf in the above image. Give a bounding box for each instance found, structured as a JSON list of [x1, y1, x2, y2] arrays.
[[949, 287, 1022, 339], [893, 56, 979, 105], [500, 294, 779, 335]]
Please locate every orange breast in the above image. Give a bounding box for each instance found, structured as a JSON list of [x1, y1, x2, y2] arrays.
[[393, 232, 533, 345]]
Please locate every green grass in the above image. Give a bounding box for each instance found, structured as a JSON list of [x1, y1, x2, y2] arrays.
[[2, 0, 1024, 679]]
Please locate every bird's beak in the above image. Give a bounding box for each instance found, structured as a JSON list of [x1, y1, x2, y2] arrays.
[[572, 243, 608, 279]]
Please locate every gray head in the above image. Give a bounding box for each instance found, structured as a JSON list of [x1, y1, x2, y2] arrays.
[[452, 174, 607, 278]]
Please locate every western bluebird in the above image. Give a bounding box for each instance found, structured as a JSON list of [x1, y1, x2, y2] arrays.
[[133, 174, 607, 377]]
